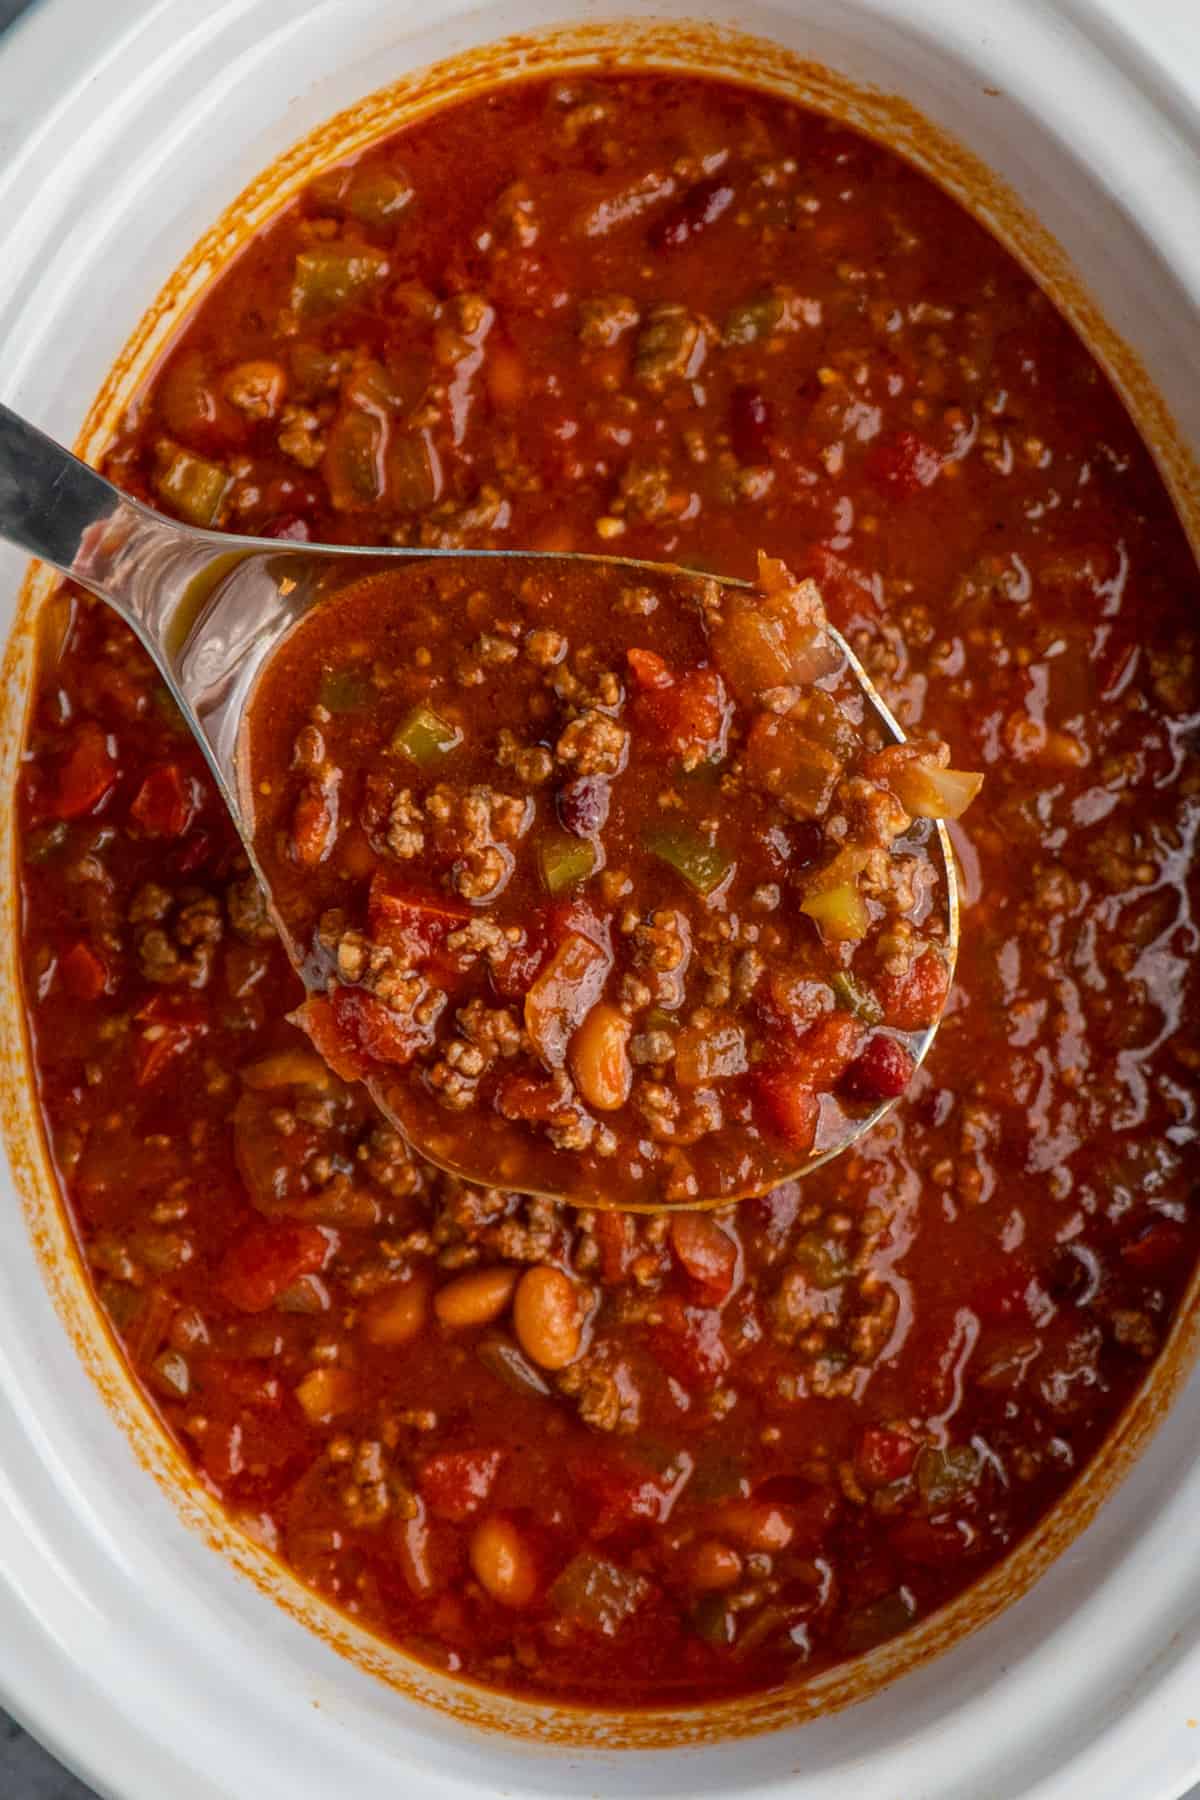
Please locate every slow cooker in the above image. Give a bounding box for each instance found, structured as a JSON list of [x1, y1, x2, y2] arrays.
[[0, 2, 1198, 1796]]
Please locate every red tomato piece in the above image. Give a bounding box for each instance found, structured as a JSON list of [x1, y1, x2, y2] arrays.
[[648, 1296, 729, 1385], [130, 763, 198, 839], [571, 1453, 678, 1538], [132, 993, 206, 1085], [52, 721, 117, 820], [59, 941, 108, 1002], [291, 992, 372, 1082], [856, 1426, 918, 1489], [794, 1011, 866, 1088], [217, 1223, 330, 1314], [669, 1213, 738, 1306], [842, 1033, 916, 1101], [865, 429, 942, 497], [633, 667, 728, 762], [368, 875, 471, 962], [802, 544, 882, 630], [877, 950, 950, 1031], [329, 983, 428, 1069], [419, 1448, 506, 1522], [751, 1068, 820, 1152], [489, 932, 547, 999]]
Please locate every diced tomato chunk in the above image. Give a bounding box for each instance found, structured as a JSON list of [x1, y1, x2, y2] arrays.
[[419, 1448, 505, 1522], [633, 666, 729, 762], [496, 1071, 562, 1123], [669, 1213, 738, 1305], [842, 1033, 916, 1101], [130, 763, 198, 838], [51, 721, 117, 820], [571, 1453, 678, 1538], [132, 993, 206, 1085], [217, 1223, 329, 1313], [802, 544, 881, 630], [648, 1295, 729, 1384], [856, 1426, 918, 1489], [59, 941, 108, 1002], [752, 1068, 819, 1152], [291, 992, 371, 1082], [329, 983, 428, 1070], [368, 875, 470, 962], [865, 429, 942, 497], [793, 1011, 866, 1088], [489, 932, 547, 999], [877, 950, 950, 1031]]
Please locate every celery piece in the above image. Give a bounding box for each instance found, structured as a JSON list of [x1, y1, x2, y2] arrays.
[[539, 832, 597, 895], [645, 823, 733, 896], [800, 880, 869, 943], [290, 245, 389, 317], [831, 970, 884, 1024], [389, 703, 461, 766]]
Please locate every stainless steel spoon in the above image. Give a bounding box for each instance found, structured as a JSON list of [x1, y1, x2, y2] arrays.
[[0, 401, 958, 1206]]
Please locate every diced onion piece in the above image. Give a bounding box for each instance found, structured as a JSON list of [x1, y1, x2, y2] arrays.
[[891, 758, 984, 820], [390, 703, 462, 766]]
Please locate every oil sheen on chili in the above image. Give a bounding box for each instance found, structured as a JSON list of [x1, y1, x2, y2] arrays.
[[17, 72, 1200, 1707], [245, 552, 976, 1207]]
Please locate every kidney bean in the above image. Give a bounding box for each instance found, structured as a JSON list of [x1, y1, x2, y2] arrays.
[[730, 384, 774, 464], [557, 775, 610, 837], [649, 178, 735, 250]]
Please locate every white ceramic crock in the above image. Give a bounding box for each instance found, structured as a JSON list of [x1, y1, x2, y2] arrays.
[[1, 3, 1199, 1797]]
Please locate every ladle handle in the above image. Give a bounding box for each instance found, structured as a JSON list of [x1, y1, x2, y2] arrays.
[[0, 402, 128, 574]]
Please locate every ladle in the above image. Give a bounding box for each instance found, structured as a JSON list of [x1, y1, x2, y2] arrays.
[[0, 402, 958, 1208]]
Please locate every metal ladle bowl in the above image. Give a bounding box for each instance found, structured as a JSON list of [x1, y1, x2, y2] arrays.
[[0, 402, 957, 1208]]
